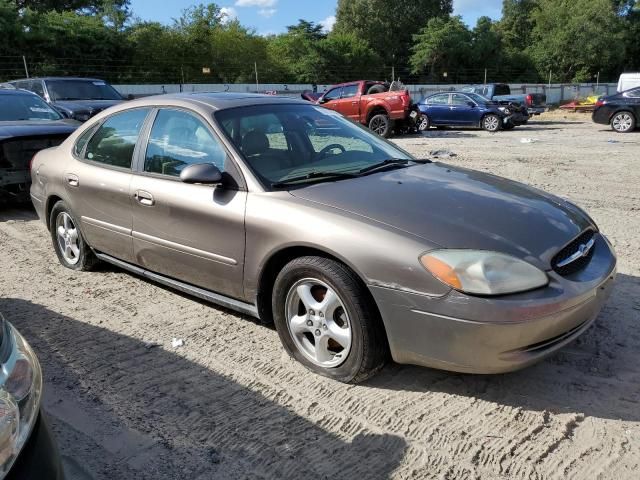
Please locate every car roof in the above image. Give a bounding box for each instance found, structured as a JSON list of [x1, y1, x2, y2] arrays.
[[0, 88, 39, 97], [10, 77, 109, 82], [124, 92, 309, 111]]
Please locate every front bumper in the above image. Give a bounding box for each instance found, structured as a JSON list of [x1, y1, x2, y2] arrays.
[[6, 412, 65, 480], [370, 233, 616, 374]]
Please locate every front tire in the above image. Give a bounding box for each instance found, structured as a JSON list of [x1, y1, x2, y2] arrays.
[[611, 111, 636, 133], [368, 113, 392, 138], [482, 114, 501, 132], [272, 256, 387, 383], [418, 115, 430, 131], [49, 201, 99, 271]]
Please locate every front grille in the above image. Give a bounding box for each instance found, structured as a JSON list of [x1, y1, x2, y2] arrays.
[[552, 229, 596, 276]]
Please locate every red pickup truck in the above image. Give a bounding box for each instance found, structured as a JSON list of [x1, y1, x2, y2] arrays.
[[307, 81, 417, 137]]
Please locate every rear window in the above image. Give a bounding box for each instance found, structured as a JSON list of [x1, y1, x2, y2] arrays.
[[46, 79, 122, 101], [494, 85, 511, 96]]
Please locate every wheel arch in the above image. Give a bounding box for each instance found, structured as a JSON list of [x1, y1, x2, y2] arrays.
[[366, 104, 390, 124], [45, 194, 65, 231], [255, 245, 389, 346]]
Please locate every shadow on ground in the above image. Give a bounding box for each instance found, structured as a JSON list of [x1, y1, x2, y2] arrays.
[[1, 298, 407, 480]]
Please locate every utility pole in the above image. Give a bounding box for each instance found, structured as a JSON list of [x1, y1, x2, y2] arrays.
[[255, 62, 259, 93], [392, 54, 395, 82], [484, 68, 487, 85], [22, 55, 29, 78], [596, 71, 600, 92], [548, 70, 552, 88]]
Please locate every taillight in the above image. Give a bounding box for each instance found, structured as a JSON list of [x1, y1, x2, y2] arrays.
[[525, 94, 533, 106], [595, 100, 605, 108]]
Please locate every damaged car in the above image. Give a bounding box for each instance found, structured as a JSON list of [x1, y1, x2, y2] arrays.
[[0, 88, 79, 203], [417, 92, 529, 132]]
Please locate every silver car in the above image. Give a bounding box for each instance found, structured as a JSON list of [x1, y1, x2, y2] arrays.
[[30, 93, 617, 383]]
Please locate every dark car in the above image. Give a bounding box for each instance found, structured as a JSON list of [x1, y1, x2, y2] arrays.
[[417, 92, 529, 132], [0, 89, 79, 202], [0, 312, 64, 479], [592, 87, 640, 133], [9, 77, 127, 122]]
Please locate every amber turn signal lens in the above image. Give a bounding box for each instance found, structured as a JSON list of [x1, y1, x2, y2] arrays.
[[420, 255, 462, 289]]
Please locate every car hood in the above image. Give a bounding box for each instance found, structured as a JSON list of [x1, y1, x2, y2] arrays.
[[52, 99, 123, 114], [289, 163, 593, 270], [0, 120, 80, 141]]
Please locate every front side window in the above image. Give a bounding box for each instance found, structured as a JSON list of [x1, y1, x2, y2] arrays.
[[29, 81, 45, 97], [323, 88, 342, 102], [216, 104, 413, 187], [0, 93, 62, 121], [85, 108, 150, 168], [427, 94, 449, 105], [144, 109, 227, 177], [452, 94, 471, 106]]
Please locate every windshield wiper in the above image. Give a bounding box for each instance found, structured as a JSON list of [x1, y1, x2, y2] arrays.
[[357, 159, 412, 175], [272, 170, 358, 188]]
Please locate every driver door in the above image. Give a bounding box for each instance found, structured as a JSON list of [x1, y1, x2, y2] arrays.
[[130, 108, 247, 299], [319, 87, 343, 112]]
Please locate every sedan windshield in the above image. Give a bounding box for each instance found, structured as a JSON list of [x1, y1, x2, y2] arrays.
[[46, 79, 123, 101], [0, 94, 62, 121], [215, 104, 414, 188]]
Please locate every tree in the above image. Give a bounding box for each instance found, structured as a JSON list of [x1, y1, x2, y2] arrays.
[[499, 0, 537, 53], [334, 0, 452, 64], [527, 0, 626, 82], [410, 16, 472, 81]]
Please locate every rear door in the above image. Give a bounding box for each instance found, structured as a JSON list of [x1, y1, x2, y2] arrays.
[[334, 83, 361, 121], [130, 107, 247, 299], [68, 107, 152, 263], [424, 94, 451, 124]]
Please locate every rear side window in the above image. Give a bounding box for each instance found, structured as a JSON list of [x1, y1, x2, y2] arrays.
[[85, 108, 150, 168], [427, 94, 449, 105], [144, 109, 227, 177], [74, 124, 99, 157]]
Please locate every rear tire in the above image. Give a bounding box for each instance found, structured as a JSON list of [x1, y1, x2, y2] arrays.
[[368, 113, 393, 138], [482, 114, 501, 132], [418, 115, 430, 131], [49, 201, 99, 271], [272, 256, 388, 383], [611, 111, 636, 133]]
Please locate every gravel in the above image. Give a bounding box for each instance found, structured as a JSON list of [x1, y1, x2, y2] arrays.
[[0, 112, 638, 479]]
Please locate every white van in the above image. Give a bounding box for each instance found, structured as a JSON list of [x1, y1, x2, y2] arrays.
[[618, 73, 640, 92]]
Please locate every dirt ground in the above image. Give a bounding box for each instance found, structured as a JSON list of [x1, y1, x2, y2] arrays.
[[0, 112, 638, 479]]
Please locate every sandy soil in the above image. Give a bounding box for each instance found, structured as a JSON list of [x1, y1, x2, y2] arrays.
[[0, 113, 638, 479]]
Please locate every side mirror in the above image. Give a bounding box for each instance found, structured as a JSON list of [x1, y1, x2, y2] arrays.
[[318, 97, 328, 104], [126, 94, 135, 101], [467, 101, 476, 108], [180, 163, 223, 185]]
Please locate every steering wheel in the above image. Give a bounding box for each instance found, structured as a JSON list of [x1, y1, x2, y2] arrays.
[[317, 144, 346, 160]]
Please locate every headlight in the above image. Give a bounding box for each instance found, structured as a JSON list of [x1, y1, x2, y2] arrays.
[[499, 107, 511, 115], [420, 250, 548, 295], [0, 316, 43, 476]]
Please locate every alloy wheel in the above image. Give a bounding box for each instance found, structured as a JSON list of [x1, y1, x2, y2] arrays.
[[56, 212, 80, 265], [484, 115, 500, 132], [285, 278, 352, 368], [612, 113, 633, 132], [370, 117, 388, 135]]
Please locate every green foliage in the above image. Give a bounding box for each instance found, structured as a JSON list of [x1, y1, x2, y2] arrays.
[[527, 0, 626, 82], [334, 0, 452, 63], [0, 0, 638, 85], [410, 16, 472, 79]]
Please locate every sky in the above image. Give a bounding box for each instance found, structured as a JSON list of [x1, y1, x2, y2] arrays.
[[128, 0, 504, 35]]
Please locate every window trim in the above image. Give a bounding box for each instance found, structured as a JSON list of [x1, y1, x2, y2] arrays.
[[132, 106, 247, 191], [72, 107, 154, 173]]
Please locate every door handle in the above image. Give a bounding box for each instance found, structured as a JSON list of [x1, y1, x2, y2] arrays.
[[134, 190, 155, 207], [65, 174, 79, 187]]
